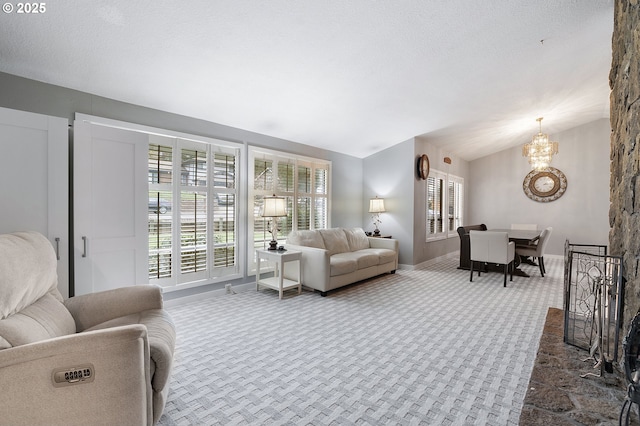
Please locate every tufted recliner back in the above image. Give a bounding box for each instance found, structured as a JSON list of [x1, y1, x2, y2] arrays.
[[0, 232, 76, 349]]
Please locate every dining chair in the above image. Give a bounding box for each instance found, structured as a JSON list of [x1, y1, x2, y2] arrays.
[[511, 223, 538, 230], [469, 230, 515, 287], [515, 227, 553, 277]]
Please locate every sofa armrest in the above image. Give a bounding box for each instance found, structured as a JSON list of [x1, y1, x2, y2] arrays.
[[0, 325, 152, 426], [282, 244, 331, 291], [64, 285, 164, 332], [368, 237, 399, 252]]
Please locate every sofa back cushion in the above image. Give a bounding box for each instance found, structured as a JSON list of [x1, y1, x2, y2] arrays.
[[286, 230, 326, 249], [343, 227, 370, 251], [319, 228, 351, 256]]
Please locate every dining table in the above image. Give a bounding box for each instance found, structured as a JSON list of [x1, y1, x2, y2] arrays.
[[457, 226, 542, 277], [489, 228, 541, 245]]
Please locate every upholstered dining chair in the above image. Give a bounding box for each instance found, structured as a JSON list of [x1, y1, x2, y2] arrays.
[[469, 230, 515, 287], [515, 227, 553, 277]]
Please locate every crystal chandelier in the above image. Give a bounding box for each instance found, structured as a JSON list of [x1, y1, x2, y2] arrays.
[[522, 117, 559, 171]]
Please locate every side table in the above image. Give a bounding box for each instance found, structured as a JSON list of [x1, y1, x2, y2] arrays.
[[255, 249, 302, 299]]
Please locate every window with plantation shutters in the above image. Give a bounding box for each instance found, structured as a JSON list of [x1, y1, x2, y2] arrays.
[[149, 142, 173, 280], [448, 176, 463, 232], [314, 168, 329, 229], [212, 153, 236, 269], [426, 169, 464, 241], [249, 147, 330, 272], [148, 135, 240, 288], [426, 171, 445, 237]]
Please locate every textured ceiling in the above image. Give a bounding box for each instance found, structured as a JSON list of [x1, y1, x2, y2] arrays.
[[0, 1, 614, 160]]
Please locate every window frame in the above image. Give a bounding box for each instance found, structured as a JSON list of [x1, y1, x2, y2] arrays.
[[149, 136, 242, 291], [248, 146, 331, 273], [426, 169, 464, 241]]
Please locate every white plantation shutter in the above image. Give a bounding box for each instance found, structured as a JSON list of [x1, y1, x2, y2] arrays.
[[148, 138, 241, 287], [426, 169, 464, 241], [148, 141, 173, 280], [314, 168, 329, 229], [179, 145, 208, 279], [249, 147, 330, 272], [212, 152, 236, 270], [427, 171, 445, 238], [448, 177, 464, 232]]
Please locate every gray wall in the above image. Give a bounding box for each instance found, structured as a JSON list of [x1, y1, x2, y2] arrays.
[[362, 138, 415, 266], [468, 118, 611, 255], [361, 136, 471, 267], [413, 137, 470, 265]]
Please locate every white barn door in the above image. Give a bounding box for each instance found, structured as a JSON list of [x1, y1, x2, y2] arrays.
[[73, 117, 148, 296], [0, 106, 69, 297]]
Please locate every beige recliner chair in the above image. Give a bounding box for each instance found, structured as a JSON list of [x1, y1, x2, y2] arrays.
[[0, 231, 175, 425]]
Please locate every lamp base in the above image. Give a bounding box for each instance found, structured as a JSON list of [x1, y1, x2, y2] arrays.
[[268, 240, 278, 250]]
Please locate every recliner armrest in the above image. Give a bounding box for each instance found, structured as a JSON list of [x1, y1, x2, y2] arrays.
[[0, 325, 153, 426], [64, 285, 164, 332]]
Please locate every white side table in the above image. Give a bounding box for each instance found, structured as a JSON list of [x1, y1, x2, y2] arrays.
[[255, 249, 302, 299]]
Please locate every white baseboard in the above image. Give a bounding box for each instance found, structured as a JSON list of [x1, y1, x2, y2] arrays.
[[163, 282, 256, 308], [399, 251, 461, 271], [398, 251, 562, 271]]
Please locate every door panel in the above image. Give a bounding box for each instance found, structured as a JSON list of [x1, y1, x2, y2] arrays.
[[0, 107, 69, 297], [74, 119, 148, 296]]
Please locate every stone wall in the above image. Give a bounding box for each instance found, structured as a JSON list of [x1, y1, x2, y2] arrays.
[[610, 1, 640, 331]]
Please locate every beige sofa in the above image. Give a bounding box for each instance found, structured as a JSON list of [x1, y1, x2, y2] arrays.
[[284, 227, 398, 296], [0, 231, 175, 425]]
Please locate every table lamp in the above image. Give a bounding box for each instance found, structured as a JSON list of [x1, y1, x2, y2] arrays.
[[369, 196, 385, 236], [262, 194, 287, 250]]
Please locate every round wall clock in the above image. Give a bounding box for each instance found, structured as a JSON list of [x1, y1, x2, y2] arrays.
[[417, 154, 429, 180], [523, 167, 567, 202]]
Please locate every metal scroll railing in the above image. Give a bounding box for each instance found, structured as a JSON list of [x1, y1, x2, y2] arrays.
[[563, 240, 624, 376]]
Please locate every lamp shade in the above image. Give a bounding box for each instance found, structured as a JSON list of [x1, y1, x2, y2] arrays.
[[369, 197, 385, 213], [262, 195, 287, 217]]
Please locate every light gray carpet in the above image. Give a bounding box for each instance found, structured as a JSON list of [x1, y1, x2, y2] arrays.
[[158, 255, 563, 425]]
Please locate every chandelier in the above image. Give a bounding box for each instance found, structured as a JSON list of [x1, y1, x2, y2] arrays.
[[522, 117, 559, 171]]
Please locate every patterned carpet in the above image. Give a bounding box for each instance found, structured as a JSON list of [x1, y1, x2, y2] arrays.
[[158, 255, 563, 425]]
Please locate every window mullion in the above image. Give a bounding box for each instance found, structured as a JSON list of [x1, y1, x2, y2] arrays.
[[172, 138, 180, 282]]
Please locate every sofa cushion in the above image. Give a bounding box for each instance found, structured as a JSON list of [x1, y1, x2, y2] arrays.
[[319, 228, 351, 256], [286, 230, 326, 249], [361, 248, 397, 265], [343, 227, 370, 251], [348, 251, 379, 269], [328, 254, 358, 276], [0, 292, 76, 349]]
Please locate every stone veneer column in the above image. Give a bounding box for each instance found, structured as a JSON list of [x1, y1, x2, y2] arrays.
[[610, 1, 640, 330]]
